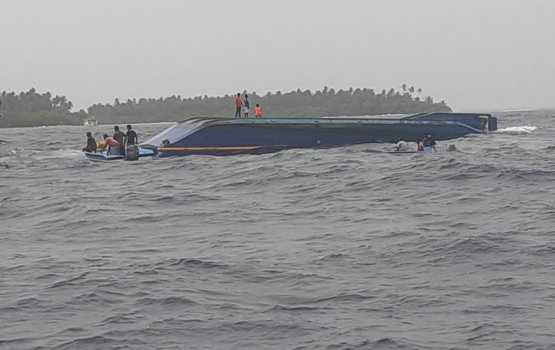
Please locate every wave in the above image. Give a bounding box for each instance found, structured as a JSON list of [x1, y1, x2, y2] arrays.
[[496, 126, 537, 134], [496, 108, 537, 113], [137, 295, 198, 306], [1, 111, 555, 350], [166, 258, 228, 270], [324, 337, 418, 350], [32, 149, 84, 160], [48, 272, 90, 289], [265, 304, 326, 312]]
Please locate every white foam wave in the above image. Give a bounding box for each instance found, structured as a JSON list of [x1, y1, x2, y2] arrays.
[[33, 149, 84, 160], [496, 108, 537, 113], [496, 126, 537, 134]]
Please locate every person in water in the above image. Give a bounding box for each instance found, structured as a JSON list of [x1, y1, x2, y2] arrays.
[[83, 132, 97, 153], [113, 125, 126, 155], [417, 141, 424, 152], [243, 94, 250, 118], [422, 134, 437, 153], [422, 134, 437, 148], [234, 93, 243, 118], [103, 133, 120, 155], [126, 124, 138, 145], [254, 104, 263, 118]]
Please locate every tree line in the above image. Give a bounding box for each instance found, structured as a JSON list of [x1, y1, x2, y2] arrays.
[[0, 89, 86, 127], [1, 86, 451, 127]]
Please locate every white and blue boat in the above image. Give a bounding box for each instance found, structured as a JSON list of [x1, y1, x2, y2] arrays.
[[84, 147, 155, 161]]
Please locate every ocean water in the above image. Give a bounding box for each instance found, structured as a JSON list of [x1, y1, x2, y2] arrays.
[[0, 111, 554, 350]]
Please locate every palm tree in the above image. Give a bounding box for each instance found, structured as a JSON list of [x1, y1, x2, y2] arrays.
[[417, 88, 423, 97], [59, 96, 68, 110], [52, 96, 61, 108], [401, 83, 407, 93]]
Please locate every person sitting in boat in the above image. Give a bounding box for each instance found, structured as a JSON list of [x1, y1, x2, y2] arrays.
[[103, 133, 120, 155], [82, 132, 97, 153]]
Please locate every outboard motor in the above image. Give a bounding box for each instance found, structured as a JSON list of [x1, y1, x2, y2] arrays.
[[125, 145, 139, 161]]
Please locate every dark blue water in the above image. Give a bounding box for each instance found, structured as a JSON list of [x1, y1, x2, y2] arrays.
[[1, 111, 554, 350]]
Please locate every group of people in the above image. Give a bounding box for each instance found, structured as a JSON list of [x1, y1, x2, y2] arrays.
[[234, 93, 262, 118], [395, 134, 438, 152], [83, 124, 138, 155]]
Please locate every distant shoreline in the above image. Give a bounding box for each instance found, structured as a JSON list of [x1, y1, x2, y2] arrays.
[[0, 121, 177, 130], [1, 86, 453, 128]]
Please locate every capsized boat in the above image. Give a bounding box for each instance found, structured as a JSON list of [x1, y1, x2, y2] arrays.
[[139, 112, 496, 157]]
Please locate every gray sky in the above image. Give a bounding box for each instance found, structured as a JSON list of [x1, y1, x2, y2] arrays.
[[1, 0, 554, 111]]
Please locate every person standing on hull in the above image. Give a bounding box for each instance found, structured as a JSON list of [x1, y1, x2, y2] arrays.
[[243, 94, 250, 118], [113, 125, 126, 155], [254, 104, 263, 118], [234, 93, 243, 118], [83, 132, 97, 153]]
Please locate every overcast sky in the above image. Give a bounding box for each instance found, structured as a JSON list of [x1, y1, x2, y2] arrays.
[[1, 0, 554, 111]]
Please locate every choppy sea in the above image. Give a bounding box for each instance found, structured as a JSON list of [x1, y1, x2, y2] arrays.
[[1, 111, 554, 350]]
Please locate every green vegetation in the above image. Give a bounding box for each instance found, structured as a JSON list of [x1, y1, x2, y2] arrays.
[[0, 89, 85, 128], [1, 86, 451, 127]]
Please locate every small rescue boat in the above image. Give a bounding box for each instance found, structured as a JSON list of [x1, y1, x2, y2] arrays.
[[84, 147, 155, 161]]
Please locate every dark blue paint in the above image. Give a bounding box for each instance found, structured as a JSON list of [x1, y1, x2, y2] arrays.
[[141, 113, 496, 157]]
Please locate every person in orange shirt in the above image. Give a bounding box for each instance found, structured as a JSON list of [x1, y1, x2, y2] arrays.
[[254, 104, 263, 118], [234, 93, 243, 118]]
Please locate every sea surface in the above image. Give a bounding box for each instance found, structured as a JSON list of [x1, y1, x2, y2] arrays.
[[1, 111, 554, 350]]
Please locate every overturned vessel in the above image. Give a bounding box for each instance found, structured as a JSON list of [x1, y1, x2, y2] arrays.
[[139, 112, 496, 157]]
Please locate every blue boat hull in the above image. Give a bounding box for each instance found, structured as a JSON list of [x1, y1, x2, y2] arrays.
[[141, 113, 496, 157]]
